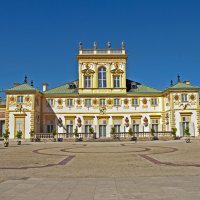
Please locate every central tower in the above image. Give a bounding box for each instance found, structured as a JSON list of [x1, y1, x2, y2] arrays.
[[77, 41, 128, 95]]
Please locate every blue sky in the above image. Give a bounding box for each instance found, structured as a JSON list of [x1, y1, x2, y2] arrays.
[[0, 0, 200, 95]]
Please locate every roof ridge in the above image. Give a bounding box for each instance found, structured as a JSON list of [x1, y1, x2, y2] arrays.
[[166, 81, 199, 90], [139, 83, 162, 91], [5, 83, 39, 92], [45, 80, 78, 92]]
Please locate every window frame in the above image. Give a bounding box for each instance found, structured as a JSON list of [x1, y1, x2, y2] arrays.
[[113, 76, 120, 88], [84, 76, 91, 88], [66, 99, 74, 107], [17, 96, 24, 103], [47, 99, 54, 106], [181, 94, 188, 102], [114, 98, 120, 107], [151, 98, 158, 106], [85, 99, 92, 107], [98, 67, 107, 88], [132, 98, 139, 107], [99, 99, 106, 106]]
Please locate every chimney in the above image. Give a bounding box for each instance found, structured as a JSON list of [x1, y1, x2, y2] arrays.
[[184, 80, 191, 85], [42, 83, 48, 92]]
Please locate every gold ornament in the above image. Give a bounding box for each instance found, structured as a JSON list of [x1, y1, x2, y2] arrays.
[[142, 98, 147, 105], [124, 98, 128, 105], [57, 98, 63, 105]]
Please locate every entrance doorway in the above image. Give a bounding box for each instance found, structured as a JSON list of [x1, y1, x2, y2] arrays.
[[99, 125, 106, 137]]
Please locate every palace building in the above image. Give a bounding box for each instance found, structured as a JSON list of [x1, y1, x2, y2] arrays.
[[2, 42, 200, 139]]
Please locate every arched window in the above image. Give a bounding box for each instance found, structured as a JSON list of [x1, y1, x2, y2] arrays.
[[98, 67, 106, 88]]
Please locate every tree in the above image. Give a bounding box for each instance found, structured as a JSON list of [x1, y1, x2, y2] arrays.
[[52, 129, 57, 138], [171, 127, 177, 139], [3, 129, 10, 147], [128, 128, 133, 137], [16, 130, 23, 145], [184, 127, 190, 137]]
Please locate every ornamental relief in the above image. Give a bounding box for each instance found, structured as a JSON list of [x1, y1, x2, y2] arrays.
[[123, 98, 129, 109], [81, 63, 95, 75], [189, 94, 196, 101], [92, 99, 99, 106], [57, 98, 63, 109], [24, 95, 32, 107], [106, 99, 113, 108], [76, 98, 82, 108], [110, 63, 124, 74], [8, 95, 32, 107], [9, 96, 16, 106]]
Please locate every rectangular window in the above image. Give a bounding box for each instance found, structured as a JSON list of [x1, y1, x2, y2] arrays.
[[151, 98, 158, 106], [84, 76, 91, 88], [133, 119, 140, 133], [47, 125, 54, 133], [17, 96, 23, 103], [47, 99, 54, 106], [100, 99, 105, 106], [66, 120, 73, 134], [114, 125, 120, 133], [47, 120, 54, 133], [85, 125, 92, 133], [132, 98, 139, 106], [66, 99, 73, 107], [152, 119, 159, 132], [98, 67, 107, 88], [66, 125, 73, 134], [114, 99, 120, 107], [181, 94, 188, 102], [114, 76, 120, 88], [85, 99, 91, 107]]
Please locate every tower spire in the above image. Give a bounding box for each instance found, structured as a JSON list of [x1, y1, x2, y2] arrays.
[[24, 75, 27, 83], [177, 74, 181, 83]]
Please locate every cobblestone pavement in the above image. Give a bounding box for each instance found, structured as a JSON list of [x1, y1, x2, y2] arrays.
[[0, 140, 200, 199]]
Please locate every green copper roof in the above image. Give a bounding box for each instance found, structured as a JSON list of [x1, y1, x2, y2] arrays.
[[127, 80, 162, 94], [4, 83, 39, 92], [166, 82, 200, 90], [44, 80, 78, 94]]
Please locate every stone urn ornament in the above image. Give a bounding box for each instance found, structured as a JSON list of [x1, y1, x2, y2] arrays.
[[143, 117, 148, 127], [77, 117, 82, 127], [124, 117, 129, 127]]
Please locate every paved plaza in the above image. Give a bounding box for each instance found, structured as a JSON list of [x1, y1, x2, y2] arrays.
[[1, 140, 200, 199]]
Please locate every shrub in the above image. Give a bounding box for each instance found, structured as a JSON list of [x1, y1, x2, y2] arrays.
[[184, 127, 190, 137], [150, 128, 155, 137], [110, 127, 116, 135], [16, 130, 22, 139], [171, 128, 177, 137], [29, 130, 35, 138], [52, 129, 57, 138], [3, 129, 10, 140], [128, 128, 133, 137], [89, 127, 94, 134], [73, 127, 78, 137]]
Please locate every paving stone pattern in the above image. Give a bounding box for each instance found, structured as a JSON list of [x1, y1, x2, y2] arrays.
[[0, 140, 200, 199]]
